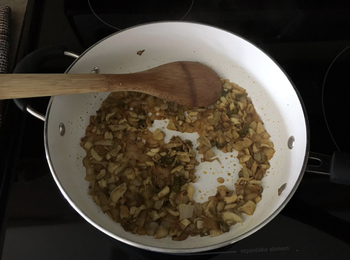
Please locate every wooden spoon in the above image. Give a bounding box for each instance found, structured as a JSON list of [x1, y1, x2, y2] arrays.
[[0, 61, 222, 107]]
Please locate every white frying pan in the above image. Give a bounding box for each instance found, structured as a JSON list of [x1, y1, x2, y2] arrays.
[[42, 22, 308, 253]]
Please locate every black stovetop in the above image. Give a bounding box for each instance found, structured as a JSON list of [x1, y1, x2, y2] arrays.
[[1, 1, 350, 259]]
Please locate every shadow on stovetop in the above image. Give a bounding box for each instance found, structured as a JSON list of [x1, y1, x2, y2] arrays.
[[5, 165, 350, 260], [3, 209, 350, 260]]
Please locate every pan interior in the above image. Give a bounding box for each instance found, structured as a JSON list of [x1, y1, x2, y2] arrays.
[[45, 22, 307, 253]]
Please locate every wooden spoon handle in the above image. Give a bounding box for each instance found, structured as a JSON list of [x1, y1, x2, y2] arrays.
[[0, 74, 145, 99]]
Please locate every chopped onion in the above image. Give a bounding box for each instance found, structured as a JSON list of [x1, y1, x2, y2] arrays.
[[179, 204, 195, 220]]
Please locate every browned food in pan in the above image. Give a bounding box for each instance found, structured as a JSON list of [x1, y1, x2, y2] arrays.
[[81, 79, 275, 240]]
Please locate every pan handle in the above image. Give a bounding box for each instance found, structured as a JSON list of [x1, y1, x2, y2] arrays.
[[13, 46, 79, 121], [307, 151, 350, 185]]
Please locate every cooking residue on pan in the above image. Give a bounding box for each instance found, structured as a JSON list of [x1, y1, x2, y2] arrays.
[[217, 177, 225, 184], [278, 183, 287, 196], [137, 49, 145, 56], [80, 79, 275, 240]]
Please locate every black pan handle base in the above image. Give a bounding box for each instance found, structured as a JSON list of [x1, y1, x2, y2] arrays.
[[307, 151, 350, 185]]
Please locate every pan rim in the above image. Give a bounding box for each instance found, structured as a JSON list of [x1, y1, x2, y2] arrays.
[[44, 21, 310, 254]]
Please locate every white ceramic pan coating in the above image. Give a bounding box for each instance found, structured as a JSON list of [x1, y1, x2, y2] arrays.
[[44, 22, 309, 253]]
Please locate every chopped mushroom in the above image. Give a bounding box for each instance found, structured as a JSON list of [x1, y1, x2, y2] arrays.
[[104, 131, 113, 140], [110, 183, 127, 204], [224, 203, 237, 211], [224, 195, 238, 204], [217, 186, 228, 198], [129, 206, 137, 216], [186, 185, 194, 201], [153, 129, 165, 140], [154, 226, 168, 239], [149, 210, 161, 221], [238, 200, 256, 215], [166, 208, 180, 217], [154, 200, 164, 210], [204, 200, 216, 218], [146, 222, 159, 236], [158, 186, 170, 198], [180, 218, 191, 229], [120, 205, 129, 219], [96, 169, 106, 180], [196, 220, 204, 229], [216, 201, 225, 212], [90, 148, 103, 161], [210, 230, 224, 237], [83, 141, 93, 150], [222, 211, 243, 225]]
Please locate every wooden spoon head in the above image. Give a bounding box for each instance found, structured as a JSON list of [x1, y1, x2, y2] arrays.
[[146, 61, 222, 107]]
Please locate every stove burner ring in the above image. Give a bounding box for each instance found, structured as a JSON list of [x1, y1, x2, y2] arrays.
[[322, 44, 350, 152], [88, 0, 195, 31]]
